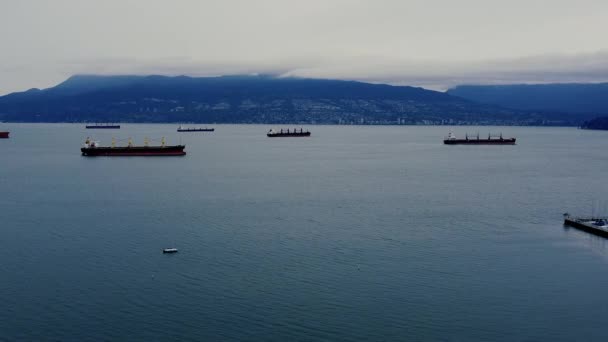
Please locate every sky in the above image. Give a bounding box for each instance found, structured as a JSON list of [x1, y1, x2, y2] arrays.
[[1, 0, 607, 95]]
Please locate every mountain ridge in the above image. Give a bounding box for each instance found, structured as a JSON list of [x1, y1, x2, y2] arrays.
[[0, 75, 590, 125], [447, 83, 608, 115]]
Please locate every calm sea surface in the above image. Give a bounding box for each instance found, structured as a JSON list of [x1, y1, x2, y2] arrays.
[[2, 124, 608, 341]]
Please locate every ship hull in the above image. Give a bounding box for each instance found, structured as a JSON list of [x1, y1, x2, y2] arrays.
[[267, 132, 311, 137], [81, 145, 186, 156], [564, 217, 608, 238], [86, 125, 121, 129], [177, 128, 214, 132], [444, 139, 516, 145], [0, 132, 9, 139]]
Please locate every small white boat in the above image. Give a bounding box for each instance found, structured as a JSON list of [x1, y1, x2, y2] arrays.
[[163, 248, 178, 253]]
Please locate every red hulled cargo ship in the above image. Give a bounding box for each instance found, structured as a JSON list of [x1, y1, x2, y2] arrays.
[[81, 137, 185, 156]]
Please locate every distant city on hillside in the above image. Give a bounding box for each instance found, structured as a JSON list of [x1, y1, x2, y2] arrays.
[[1, 75, 607, 126]]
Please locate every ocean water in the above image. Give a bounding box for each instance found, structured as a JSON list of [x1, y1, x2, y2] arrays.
[[1, 124, 608, 341]]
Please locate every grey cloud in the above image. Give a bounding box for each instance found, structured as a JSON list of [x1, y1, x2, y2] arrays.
[[53, 51, 608, 92], [2, 0, 607, 94]]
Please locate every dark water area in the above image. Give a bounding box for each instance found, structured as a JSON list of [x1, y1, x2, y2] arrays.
[[2, 124, 608, 341]]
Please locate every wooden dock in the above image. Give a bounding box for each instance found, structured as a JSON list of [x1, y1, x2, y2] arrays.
[[564, 215, 608, 237]]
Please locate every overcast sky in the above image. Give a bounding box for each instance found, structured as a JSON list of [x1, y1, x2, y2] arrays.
[[1, 0, 607, 94]]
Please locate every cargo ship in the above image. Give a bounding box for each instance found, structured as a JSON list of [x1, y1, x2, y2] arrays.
[[0, 131, 9, 139], [81, 137, 186, 156], [267, 128, 311, 137], [443, 132, 516, 145], [177, 126, 214, 132], [86, 123, 120, 129]]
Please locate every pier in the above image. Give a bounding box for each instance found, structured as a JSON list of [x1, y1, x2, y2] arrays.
[[563, 214, 608, 237]]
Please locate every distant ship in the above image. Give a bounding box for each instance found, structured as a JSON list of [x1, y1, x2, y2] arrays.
[[0, 131, 9, 139], [81, 137, 186, 156], [267, 128, 311, 137], [85, 123, 120, 129], [443, 132, 516, 145], [177, 126, 214, 132]]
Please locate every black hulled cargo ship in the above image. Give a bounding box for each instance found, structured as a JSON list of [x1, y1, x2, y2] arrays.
[[177, 126, 214, 132], [0, 131, 9, 139], [443, 132, 516, 145], [81, 138, 185, 156], [86, 123, 120, 129], [267, 128, 311, 137]]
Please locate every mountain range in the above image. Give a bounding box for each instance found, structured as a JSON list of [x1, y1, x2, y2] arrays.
[[448, 83, 608, 116], [0, 75, 602, 125]]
